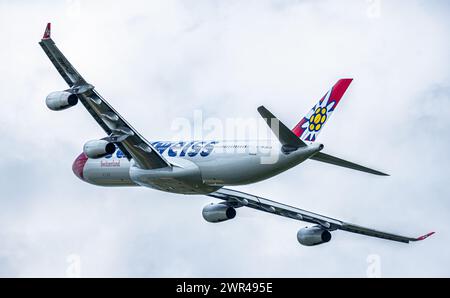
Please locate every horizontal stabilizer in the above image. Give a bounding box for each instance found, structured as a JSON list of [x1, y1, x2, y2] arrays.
[[258, 106, 306, 149], [310, 152, 389, 176]]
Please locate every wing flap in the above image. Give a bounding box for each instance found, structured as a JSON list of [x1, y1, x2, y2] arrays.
[[340, 223, 411, 243], [78, 90, 170, 169]]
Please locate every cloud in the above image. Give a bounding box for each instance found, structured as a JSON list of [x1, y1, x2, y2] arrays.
[[0, 0, 449, 277]]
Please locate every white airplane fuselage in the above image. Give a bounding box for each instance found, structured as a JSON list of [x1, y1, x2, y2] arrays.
[[75, 140, 323, 194]]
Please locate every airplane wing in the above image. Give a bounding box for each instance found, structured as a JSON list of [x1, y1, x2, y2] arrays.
[[208, 188, 434, 243], [39, 23, 170, 169]]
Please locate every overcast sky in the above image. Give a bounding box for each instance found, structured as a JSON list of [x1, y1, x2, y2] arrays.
[[0, 0, 449, 277]]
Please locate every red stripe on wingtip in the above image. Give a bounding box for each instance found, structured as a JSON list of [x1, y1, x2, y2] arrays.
[[417, 232, 435, 241], [42, 23, 51, 39]]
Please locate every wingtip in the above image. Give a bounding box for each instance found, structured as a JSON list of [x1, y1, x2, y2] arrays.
[[416, 232, 435, 241], [42, 22, 51, 40], [373, 170, 389, 176]]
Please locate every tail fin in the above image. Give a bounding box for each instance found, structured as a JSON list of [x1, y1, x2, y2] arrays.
[[292, 79, 353, 142]]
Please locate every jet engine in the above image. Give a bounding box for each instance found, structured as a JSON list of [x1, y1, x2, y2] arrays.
[[202, 203, 236, 223], [46, 91, 78, 111], [83, 140, 116, 159], [297, 226, 332, 246]]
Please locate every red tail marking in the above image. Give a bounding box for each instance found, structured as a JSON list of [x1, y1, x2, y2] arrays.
[[329, 78, 353, 106], [292, 79, 353, 139]]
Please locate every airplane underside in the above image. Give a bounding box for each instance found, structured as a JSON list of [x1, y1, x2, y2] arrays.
[[43, 23, 433, 245]]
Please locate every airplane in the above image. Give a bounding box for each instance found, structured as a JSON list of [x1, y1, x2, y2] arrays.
[[39, 23, 434, 246]]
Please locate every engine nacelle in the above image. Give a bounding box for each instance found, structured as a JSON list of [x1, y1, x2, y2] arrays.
[[297, 226, 332, 246], [202, 203, 236, 223], [46, 91, 78, 111], [83, 140, 116, 159]]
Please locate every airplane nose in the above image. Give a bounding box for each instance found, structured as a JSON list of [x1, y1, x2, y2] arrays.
[[72, 153, 88, 180]]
